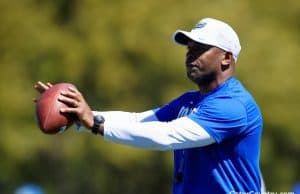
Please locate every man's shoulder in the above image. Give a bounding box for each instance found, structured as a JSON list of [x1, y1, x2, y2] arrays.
[[174, 90, 200, 102], [200, 78, 259, 117], [211, 77, 256, 104], [181, 90, 199, 96], [200, 96, 247, 120]]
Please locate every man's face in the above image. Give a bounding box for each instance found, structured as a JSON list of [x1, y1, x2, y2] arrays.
[[185, 40, 224, 86]]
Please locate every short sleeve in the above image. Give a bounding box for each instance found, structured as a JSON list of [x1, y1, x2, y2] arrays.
[[155, 92, 197, 122], [188, 98, 247, 143], [154, 100, 179, 122]]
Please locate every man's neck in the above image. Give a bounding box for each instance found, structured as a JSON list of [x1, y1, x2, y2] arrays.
[[197, 76, 232, 95], [197, 81, 219, 95]]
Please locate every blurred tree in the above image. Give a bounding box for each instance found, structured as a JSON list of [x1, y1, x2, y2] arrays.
[[0, 0, 299, 193]]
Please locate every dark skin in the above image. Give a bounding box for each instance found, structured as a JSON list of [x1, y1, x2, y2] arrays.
[[185, 40, 234, 93], [34, 40, 235, 134]]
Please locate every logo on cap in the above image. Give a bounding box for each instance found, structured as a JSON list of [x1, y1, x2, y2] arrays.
[[193, 22, 207, 29]]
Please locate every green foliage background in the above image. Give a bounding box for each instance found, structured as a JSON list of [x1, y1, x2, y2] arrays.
[[0, 0, 300, 193]]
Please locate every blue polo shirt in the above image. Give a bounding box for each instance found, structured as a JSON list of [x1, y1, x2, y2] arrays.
[[154, 77, 263, 194]]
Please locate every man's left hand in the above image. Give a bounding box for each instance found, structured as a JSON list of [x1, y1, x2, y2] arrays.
[[58, 86, 94, 129]]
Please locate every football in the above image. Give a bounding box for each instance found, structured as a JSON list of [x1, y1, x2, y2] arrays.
[[36, 83, 76, 134]]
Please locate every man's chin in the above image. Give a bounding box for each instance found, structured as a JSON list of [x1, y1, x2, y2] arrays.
[[187, 75, 201, 85], [187, 73, 216, 86]]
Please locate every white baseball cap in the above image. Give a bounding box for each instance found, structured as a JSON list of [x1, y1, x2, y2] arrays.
[[173, 18, 241, 62]]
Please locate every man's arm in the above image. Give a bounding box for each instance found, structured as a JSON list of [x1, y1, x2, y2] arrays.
[[76, 110, 159, 132], [58, 86, 216, 151], [94, 110, 159, 123], [76, 110, 216, 151], [102, 116, 216, 151]]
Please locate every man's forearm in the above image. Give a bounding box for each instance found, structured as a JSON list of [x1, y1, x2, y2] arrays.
[[93, 110, 158, 123], [103, 117, 216, 151], [77, 110, 158, 133]]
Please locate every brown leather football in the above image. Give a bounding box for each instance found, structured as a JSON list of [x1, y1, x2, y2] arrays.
[[36, 83, 76, 134]]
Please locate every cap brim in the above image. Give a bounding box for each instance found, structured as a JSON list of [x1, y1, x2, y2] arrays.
[[173, 30, 201, 46]]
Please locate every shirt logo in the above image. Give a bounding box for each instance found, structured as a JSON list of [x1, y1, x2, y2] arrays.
[[177, 106, 193, 118]]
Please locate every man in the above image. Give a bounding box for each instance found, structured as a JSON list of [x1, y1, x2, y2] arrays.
[[35, 18, 263, 194]]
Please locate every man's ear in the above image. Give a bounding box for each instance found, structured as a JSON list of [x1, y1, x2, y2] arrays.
[[221, 52, 232, 71]]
